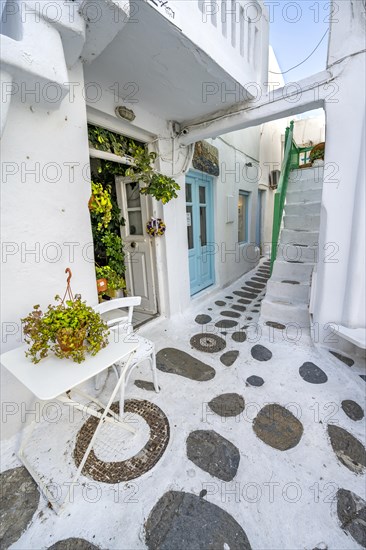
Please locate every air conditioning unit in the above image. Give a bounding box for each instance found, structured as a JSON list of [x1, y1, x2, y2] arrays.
[[269, 170, 281, 190]]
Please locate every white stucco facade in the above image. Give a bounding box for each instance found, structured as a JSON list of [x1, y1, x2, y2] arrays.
[[1, 0, 365, 444], [0, 0, 271, 440]]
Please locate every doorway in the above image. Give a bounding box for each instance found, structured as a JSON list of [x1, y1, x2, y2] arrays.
[[115, 177, 158, 318], [186, 171, 215, 296]]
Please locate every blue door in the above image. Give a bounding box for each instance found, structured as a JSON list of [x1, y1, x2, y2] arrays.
[[186, 171, 215, 296]]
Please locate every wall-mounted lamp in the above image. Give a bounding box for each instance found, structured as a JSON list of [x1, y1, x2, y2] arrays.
[[115, 106, 136, 122]]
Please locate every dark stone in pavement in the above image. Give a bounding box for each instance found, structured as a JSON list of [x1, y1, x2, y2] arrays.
[[220, 310, 241, 318], [282, 280, 300, 285], [0, 467, 40, 550], [220, 350, 239, 366], [215, 300, 226, 307], [251, 344, 272, 361], [232, 331, 247, 343], [195, 314, 212, 325], [186, 430, 240, 481], [253, 404, 304, 450], [252, 276, 268, 282], [246, 375, 264, 387], [341, 400, 364, 421], [328, 425, 366, 474], [145, 490, 252, 550], [157, 348, 216, 380], [48, 540, 100, 550], [238, 298, 252, 305], [266, 321, 285, 330], [225, 296, 234, 299], [247, 281, 266, 289], [330, 351, 354, 367], [241, 287, 262, 295], [190, 334, 226, 354], [208, 393, 245, 417], [135, 380, 159, 391], [231, 304, 246, 312], [233, 290, 257, 299], [299, 362, 328, 384], [215, 319, 238, 329], [337, 488, 366, 548]]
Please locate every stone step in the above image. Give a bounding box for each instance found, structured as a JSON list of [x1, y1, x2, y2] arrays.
[[266, 278, 310, 303], [286, 188, 323, 204], [285, 201, 321, 216], [284, 214, 321, 231], [288, 166, 324, 182], [272, 260, 314, 283], [276, 243, 319, 263], [287, 178, 323, 192], [260, 298, 311, 328], [280, 229, 319, 247]]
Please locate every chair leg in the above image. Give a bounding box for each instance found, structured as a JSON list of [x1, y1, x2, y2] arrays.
[[94, 372, 103, 391], [118, 366, 126, 417], [150, 352, 160, 393]]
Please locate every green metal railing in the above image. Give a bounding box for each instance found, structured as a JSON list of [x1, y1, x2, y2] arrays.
[[270, 121, 300, 272]]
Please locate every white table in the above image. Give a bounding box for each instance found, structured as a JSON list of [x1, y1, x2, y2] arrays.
[[0, 338, 138, 513]]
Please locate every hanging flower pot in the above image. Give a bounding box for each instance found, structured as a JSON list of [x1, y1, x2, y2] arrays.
[[56, 327, 87, 353], [146, 217, 166, 237]]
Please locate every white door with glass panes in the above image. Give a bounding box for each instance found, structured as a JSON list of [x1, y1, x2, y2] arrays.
[[115, 177, 157, 314]]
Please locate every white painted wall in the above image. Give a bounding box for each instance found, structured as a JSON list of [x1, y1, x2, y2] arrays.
[[204, 134, 260, 288], [312, 0, 366, 345], [0, 62, 96, 439], [293, 113, 325, 147], [257, 47, 288, 251], [314, 51, 366, 339]]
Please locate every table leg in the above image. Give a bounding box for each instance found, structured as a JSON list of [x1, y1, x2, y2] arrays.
[[58, 350, 136, 514]]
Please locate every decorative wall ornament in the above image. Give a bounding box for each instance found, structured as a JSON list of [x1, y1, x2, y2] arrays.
[[192, 141, 220, 176], [146, 218, 166, 237]]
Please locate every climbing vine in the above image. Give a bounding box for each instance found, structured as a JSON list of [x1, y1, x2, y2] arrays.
[[88, 124, 180, 204], [89, 158, 126, 295]]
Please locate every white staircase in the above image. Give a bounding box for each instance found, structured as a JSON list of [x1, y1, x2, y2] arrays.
[[261, 166, 324, 329]]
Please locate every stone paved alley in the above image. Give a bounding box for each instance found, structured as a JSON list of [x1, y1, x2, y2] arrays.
[[1, 261, 365, 550]]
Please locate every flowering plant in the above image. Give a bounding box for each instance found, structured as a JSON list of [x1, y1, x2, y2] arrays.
[[146, 217, 166, 237]]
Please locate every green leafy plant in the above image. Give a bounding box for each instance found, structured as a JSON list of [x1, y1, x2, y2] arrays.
[[88, 125, 128, 158], [89, 182, 113, 230], [101, 231, 125, 276], [22, 296, 109, 364], [125, 142, 180, 204], [88, 124, 180, 205], [95, 266, 126, 293], [310, 143, 325, 163]]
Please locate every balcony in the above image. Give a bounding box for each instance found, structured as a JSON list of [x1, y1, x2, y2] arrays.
[[83, 0, 269, 126]]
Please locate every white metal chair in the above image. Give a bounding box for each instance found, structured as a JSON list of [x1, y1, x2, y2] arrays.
[[93, 297, 159, 416]]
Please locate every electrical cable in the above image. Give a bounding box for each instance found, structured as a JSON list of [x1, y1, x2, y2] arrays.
[[269, 28, 329, 75]]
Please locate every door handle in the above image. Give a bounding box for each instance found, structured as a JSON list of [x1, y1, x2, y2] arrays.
[[130, 242, 137, 249]]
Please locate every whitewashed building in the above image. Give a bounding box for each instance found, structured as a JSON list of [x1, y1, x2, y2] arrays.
[[1, 0, 365, 445], [1, 0, 272, 439]]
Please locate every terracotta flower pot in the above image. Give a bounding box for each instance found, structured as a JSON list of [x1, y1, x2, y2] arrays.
[[96, 278, 108, 293], [56, 328, 86, 353]]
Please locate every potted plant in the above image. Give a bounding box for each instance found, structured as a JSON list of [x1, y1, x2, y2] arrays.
[[95, 266, 126, 299], [22, 295, 109, 364], [310, 142, 325, 166]]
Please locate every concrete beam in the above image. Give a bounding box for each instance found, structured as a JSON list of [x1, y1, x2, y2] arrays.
[[177, 68, 339, 146]]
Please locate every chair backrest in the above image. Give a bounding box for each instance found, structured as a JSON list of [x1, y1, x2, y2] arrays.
[[93, 297, 142, 334]]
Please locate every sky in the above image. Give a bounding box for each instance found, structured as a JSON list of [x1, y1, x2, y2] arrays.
[[268, 0, 330, 83]]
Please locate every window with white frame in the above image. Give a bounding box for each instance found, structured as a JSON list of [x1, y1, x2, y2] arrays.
[[238, 190, 250, 243]]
